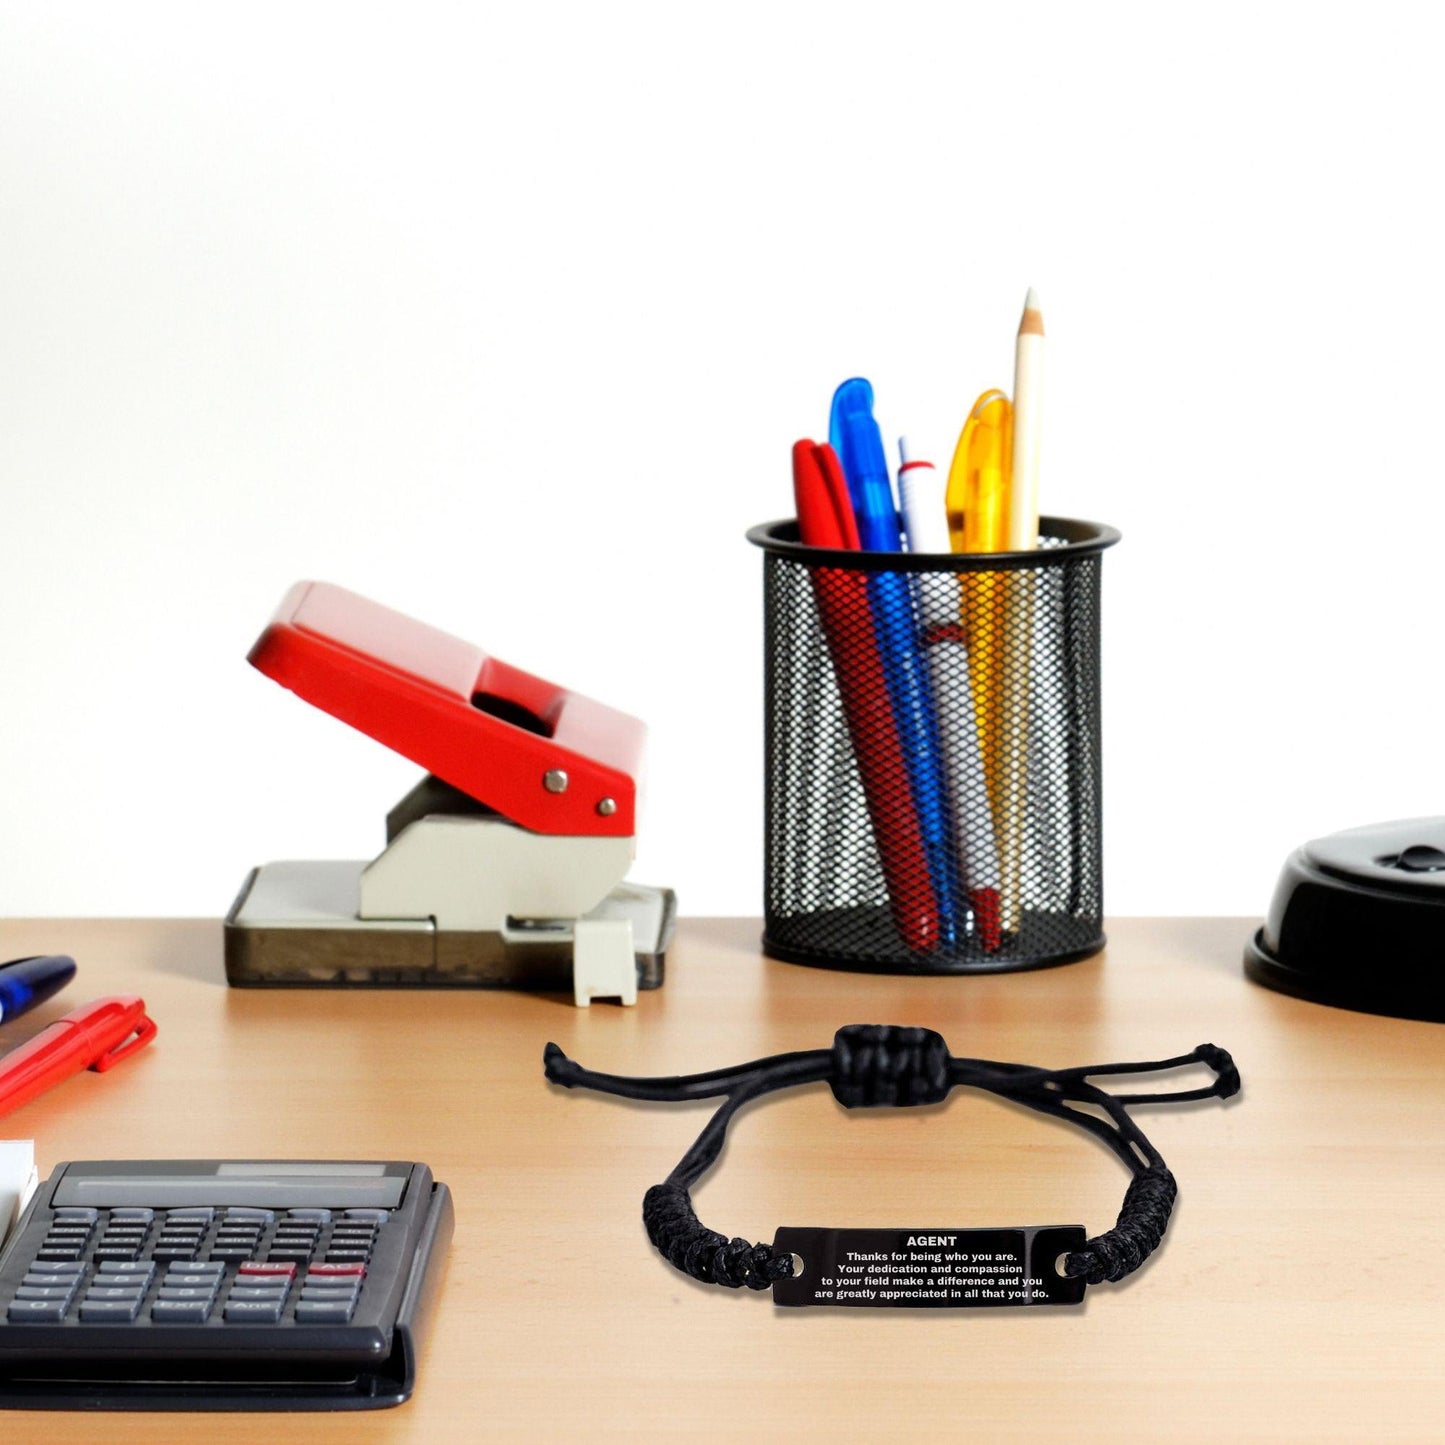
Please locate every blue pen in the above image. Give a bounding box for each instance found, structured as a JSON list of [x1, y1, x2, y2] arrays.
[[0, 955, 77, 1024], [829, 378, 959, 947]]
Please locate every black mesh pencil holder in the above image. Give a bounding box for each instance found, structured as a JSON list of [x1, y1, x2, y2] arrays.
[[748, 517, 1121, 973]]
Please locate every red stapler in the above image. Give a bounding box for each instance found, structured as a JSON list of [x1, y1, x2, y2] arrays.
[[224, 582, 675, 1005]]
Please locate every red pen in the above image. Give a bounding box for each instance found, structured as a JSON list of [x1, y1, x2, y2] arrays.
[[793, 440, 941, 953], [0, 996, 157, 1120]]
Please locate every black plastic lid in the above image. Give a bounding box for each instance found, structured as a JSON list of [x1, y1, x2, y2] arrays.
[[1244, 817, 1445, 1023]]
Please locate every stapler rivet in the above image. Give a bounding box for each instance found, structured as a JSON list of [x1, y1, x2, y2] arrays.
[[544, 769, 569, 794], [597, 798, 617, 817]]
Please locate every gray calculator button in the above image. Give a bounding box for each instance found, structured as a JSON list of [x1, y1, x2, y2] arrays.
[[80, 1299, 143, 1322], [223, 1300, 284, 1323], [294, 1300, 356, 1323], [35, 1248, 83, 1260], [53, 1208, 100, 1223], [92, 1247, 143, 1262], [157, 1285, 220, 1302], [224, 1209, 276, 1224], [109, 1208, 156, 1222], [165, 1208, 215, 1222], [286, 1209, 332, 1222], [342, 1209, 389, 1224], [299, 1285, 359, 1303], [166, 1261, 225, 1277], [94, 1262, 156, 1277], [15, 1285, 78, 1300], [94, 1275, 154, 1292], [227, 1287, 288, 1305], [7, 1299, 67, 1321], [26, 1260, 85, 1276], [85, 1284, 149, 1300], [151, 1300, 214, 1323]]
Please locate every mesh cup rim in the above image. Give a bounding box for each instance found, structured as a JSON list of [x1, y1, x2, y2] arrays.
[[747, 516, 1120, 572]]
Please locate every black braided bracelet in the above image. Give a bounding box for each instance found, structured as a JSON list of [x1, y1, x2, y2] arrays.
[[545, 1024, 1240, 1303]]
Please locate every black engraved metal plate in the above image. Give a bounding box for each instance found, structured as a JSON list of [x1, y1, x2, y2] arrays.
[[771, 1226, 1087, 1308]]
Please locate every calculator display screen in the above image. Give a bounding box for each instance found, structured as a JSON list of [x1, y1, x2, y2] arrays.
[[52, 1161, 409, 1209]]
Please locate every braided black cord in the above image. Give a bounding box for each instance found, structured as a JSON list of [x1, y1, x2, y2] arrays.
[[545, 1027, 1238, 1293], [643, 1183, 793, 1290], [1063, 1166, 1178, 1284]]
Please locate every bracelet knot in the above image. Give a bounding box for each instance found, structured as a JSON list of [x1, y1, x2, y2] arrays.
[[830, 1025, 951, 1108]]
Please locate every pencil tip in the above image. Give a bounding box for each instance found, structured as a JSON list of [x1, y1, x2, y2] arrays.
[[1019, 288, 1044, 337]]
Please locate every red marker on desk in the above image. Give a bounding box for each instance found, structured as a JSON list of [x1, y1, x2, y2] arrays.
[[0, 996, 156, 1120]]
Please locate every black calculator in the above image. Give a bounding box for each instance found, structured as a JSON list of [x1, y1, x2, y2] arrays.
[[0, 1159, 452, 1411]]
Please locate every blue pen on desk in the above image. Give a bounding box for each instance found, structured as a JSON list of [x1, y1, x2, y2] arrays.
[[829, 378, 958, 947], [0, 955, 77, 1024]]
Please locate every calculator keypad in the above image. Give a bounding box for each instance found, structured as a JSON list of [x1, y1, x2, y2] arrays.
[[4, 1207, 386, 1326]]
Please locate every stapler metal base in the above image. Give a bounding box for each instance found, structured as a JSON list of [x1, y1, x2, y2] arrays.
[[224, 861, 675, 994]]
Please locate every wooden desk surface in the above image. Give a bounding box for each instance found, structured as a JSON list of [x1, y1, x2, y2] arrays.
[[0, 916, 1440, 1442]]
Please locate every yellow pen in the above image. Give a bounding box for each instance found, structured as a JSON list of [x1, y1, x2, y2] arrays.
[[942, 390, 1014, 948], [946, 387, 1028, 940], [946, 389, 1012, 554]]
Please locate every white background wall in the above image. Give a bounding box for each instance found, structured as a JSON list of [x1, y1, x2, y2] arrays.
[[2, 2, 1441, 920]]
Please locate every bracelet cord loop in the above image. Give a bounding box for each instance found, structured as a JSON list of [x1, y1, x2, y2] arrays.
[[545, 1027, 1238, 1292]]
